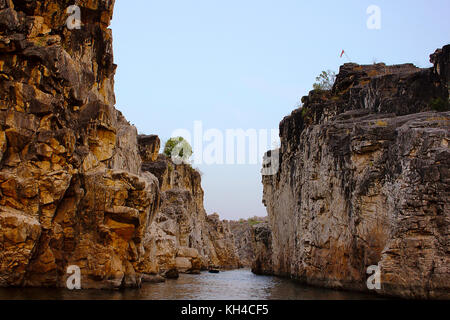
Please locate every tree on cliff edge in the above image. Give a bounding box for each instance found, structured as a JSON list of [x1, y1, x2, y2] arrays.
[[313, 70, 336, 90], [164, 137, 193, 164]]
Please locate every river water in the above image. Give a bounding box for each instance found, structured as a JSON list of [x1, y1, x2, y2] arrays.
[[0, 269, 381, 300]]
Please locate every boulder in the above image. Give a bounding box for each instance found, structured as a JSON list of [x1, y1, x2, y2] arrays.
[[164, 269, 179, 279]]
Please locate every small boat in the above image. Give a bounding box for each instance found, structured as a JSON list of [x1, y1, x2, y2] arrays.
[[208, 269, 220, 274]]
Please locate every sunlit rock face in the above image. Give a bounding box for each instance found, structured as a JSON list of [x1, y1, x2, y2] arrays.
[[0, 0, 163, 289], [261, 45, 450, 299], [0, 0, 243, 288]]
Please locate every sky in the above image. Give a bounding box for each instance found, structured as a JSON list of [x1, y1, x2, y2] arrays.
[[110, 0, 450, 220]]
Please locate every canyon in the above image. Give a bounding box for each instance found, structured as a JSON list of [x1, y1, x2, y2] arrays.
[[258, 45, 450, 299], [0, 0, 448, 300]]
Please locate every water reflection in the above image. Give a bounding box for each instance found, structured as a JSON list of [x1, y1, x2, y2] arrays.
[[0, 269, 381, 300]]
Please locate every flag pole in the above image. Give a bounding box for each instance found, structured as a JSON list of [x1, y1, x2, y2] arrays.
[[344, 52, 351, 62], [340, 50, 351, 62]]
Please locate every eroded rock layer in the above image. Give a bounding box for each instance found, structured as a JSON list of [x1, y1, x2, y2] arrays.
[[261, 45, 450, 299]]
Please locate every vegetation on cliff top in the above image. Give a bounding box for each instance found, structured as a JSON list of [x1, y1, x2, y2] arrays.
[[313, 70, 336, 90], [164, 137, 193, 163], [238, 216, 267, 226]]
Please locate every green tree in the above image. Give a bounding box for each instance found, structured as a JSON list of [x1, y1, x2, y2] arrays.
[[313, 70, 336, 90], [164, 137, 193, 164]]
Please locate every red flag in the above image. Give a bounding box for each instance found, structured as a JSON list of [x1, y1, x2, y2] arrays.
[[340, 50, 345, 58]]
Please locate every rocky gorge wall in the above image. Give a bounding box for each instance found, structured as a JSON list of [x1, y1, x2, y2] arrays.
[[229, 217, 269, 268], [229, 220, 255, 268], [260, 45, 450, 299], [250, 222, 272, 275], [139, 138, 241, 274], [0, 0, 240, 289]]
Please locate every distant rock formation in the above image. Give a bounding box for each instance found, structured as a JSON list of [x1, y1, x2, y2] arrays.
[[0, 0, 239, 289], [229, 221, 255, 268], [140, 140, 241, 274], [251, 223, 272, 275], [205, 213, 241, 269], [229, 217, 267, 267], [260, 45, 450, 299]]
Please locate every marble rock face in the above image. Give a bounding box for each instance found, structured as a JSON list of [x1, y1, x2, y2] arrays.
[[260, 46, 450, 299], [0, 0, 162, 289]]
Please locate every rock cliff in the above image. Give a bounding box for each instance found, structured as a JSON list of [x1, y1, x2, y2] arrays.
[[250, 222, 272, 275], [0, 0, 239, 288], [229, 221, 255, 267], [0, 0, 162, 289], [261, 45, 450, 299], [141, 144, 241, 273], [229, 217, 268, 268]]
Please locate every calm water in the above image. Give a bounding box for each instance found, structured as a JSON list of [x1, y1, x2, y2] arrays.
[[0, 269, 381, 300]]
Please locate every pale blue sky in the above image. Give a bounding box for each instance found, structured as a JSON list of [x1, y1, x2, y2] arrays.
[[111, 0, 450, 220]]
